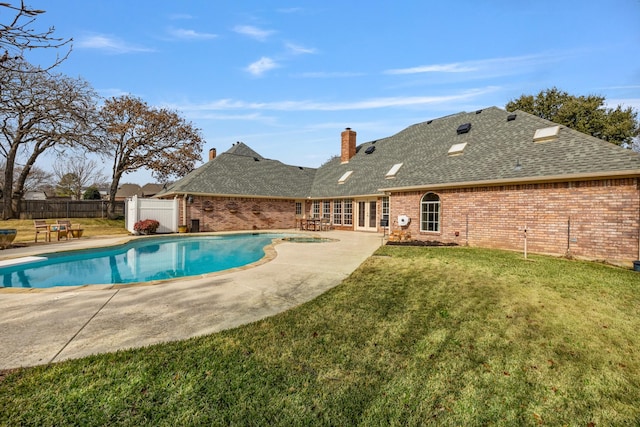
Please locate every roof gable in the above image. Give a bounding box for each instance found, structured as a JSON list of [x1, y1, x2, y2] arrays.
[[163, 144, 316, 198]]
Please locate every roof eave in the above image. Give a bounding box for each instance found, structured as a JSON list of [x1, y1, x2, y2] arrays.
[[378, 170, 640, 193], [156, 191, 302, 200]]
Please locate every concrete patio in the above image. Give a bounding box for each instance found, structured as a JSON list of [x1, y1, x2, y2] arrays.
[[0, 231, 383, 370]]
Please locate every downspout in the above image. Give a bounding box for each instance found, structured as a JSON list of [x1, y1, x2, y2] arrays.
[[183, 194, 188, 229]]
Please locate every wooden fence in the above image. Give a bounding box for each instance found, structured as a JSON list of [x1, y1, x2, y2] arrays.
[[18, 200, 125, 219]]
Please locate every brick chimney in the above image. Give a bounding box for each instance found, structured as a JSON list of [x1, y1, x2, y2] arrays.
[[341, 128, 356, 163], [208, 148, 217, 161]]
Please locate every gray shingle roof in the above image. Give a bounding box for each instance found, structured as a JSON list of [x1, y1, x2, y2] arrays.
[[162, 142, 316, 198], [161, 108, 640, 200], [309, 107, 640, 197]]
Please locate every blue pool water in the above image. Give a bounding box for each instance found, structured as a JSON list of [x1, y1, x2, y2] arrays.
[[0, 233, 292, 289]]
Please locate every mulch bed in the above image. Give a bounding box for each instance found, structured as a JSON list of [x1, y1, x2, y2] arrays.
[[386, 240, 458, 247]]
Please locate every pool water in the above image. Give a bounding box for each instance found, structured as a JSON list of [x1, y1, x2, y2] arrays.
[[0, 233, 293, 289]]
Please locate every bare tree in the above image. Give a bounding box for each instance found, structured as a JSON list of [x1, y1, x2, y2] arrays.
[[0, 160, 52, 199], [98, 95, 204, 216], [0, 58, 99, 218], [52, 154, 107, 199], [0, 1, 71, 71]]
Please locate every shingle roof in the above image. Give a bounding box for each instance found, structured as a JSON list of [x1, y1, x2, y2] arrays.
[[162, 142, 316, 198], [309, 107, 640, 197], [161, 107, 640, 200]]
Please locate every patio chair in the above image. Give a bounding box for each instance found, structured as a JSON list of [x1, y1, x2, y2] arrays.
[[34, 220, 50, 242], [52, 220, 70, 241]]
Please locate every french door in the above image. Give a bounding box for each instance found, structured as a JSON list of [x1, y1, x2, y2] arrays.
[[355, 199, 377, 231]]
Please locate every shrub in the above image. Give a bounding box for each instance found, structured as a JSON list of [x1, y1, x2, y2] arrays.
[[133, 219, 160, 234]]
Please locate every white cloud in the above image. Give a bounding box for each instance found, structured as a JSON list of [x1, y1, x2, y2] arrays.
[[168, 28, 218, 40], [285, 42, 316, 55], [246, 57, 279, 76], [172, 87, 497, 112], [386, 63, 477, 74], [76, 34, 154, 54], [385, 53, 564, 77], [606, 98, 640, 112], [233, 25, 275, 42]]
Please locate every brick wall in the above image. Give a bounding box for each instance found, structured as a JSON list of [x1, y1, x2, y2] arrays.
[[390, 178, 640, 266], [183, 197, 297, 232]]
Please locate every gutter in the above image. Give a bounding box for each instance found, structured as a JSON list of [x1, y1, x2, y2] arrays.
[[378, 170, 640, 193]]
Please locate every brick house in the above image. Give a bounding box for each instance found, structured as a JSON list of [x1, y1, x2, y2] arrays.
[[158, 107, 640, 266]]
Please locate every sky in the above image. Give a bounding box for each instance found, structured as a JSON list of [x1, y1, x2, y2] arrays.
[[21, 0, 640, 185]]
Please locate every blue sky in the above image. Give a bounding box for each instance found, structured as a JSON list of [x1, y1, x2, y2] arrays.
[[28, 1, 640, 184]]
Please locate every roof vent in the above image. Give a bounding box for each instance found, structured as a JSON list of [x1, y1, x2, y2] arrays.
[[507, 113, 517, 121], [253, 157, 260, 161], [427, 120, 433, 124], [456, 123, 472, 135], [364, 146, 376, 154], [533, 125, 560, 142], [475, 109, 482, 114], [298, 166, 303, 170]]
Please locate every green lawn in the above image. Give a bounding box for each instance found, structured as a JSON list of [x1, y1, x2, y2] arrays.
[[1, 246, 639, 426]]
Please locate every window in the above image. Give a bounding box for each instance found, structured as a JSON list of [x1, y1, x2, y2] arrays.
[[533, 125, 560, 142], [332, 199, 353, 225], [323, 200, 331, 219], [385, 163, 403, 178], [338, 170, 353, 184], [381, 196, 389, 227], [295, 202, 302, 216], [333, 199, 342, 225], [344, 199, 353, 225], [312, 200, 320, 218], [448, 142, 467, 155], [420, 193, 440, 232]]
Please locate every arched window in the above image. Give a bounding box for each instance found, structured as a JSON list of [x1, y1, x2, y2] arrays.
[[420, 193, 440, 232]]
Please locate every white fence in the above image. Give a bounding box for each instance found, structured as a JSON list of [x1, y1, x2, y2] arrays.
[[125, 195, 179, 233]]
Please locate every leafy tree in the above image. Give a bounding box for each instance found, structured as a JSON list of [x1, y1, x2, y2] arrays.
[[506, 87, 639, 146], [83, 186, 102, 200], [0, 1, 71, 71], [0, 58, 99, 218], [98, 95, 204, 216]]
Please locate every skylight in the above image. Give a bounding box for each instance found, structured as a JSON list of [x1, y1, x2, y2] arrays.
[[338, 170, 353, 184], [385, 163, 403, 178], [533, 125, 560, 142], [448, 142, 467, 156]]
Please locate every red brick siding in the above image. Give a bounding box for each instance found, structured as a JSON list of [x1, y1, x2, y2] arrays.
[[183, 197, 297, 232], [390, 178, 640, 265]]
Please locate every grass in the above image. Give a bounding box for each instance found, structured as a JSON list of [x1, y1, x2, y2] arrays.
[[1, 246, 640, 425], [0, 218, 128, 244]]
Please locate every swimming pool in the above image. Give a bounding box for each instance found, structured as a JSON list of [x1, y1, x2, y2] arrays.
[[0, 233, 297, 289]]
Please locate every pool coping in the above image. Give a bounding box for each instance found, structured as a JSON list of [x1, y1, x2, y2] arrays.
[[0, 230, 329, 293]]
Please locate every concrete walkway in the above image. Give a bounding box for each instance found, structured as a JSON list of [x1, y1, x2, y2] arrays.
[[0, 231, 383, 370]]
